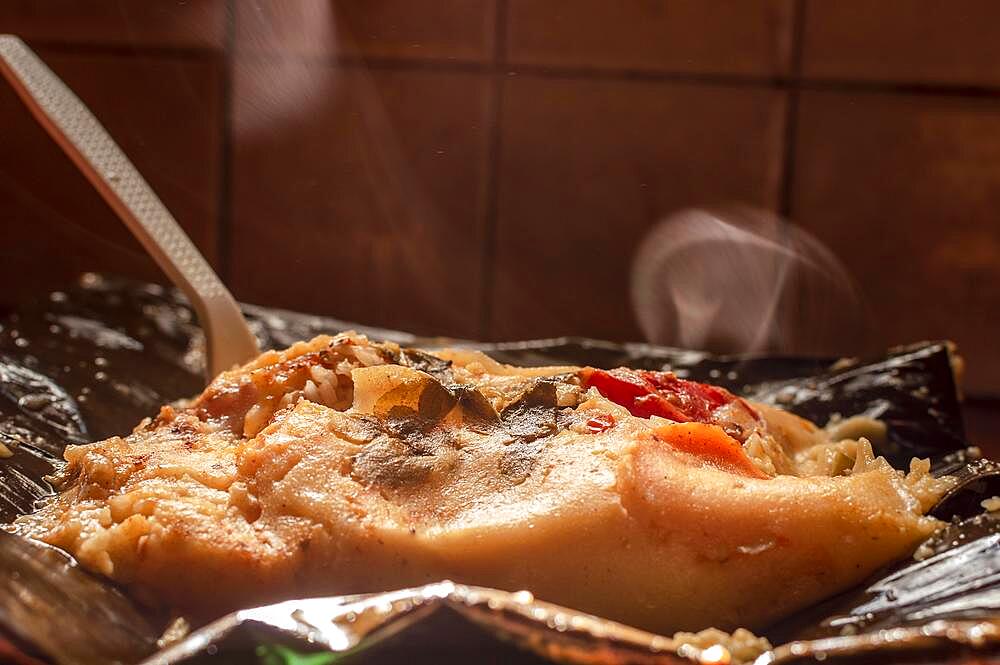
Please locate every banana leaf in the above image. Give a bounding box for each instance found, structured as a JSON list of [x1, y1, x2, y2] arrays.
[[0, 274, 997, 665]]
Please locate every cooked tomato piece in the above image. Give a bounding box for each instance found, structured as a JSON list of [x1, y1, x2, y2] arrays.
[[583, 368, 740, 423], [585, 413, 616, 433]]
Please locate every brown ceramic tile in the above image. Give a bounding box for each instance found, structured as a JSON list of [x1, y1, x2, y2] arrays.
[[230, 62, 491, 338], [802, 0, 1000, 86], [792, 91, 1000, 394], [234, 0, 495, 62], [491, 77, 787, 342], [0, 0, 225, 50], [507, 0, 794, 76], [965, 401, 1000, 459], [0, 51, 223, 307]]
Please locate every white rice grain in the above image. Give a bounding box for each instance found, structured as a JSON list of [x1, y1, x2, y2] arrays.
[[303, 379, 321, 404]]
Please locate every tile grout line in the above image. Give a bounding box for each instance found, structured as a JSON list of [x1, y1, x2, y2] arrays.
[[966, 395, 1000, 406], [780, 0, 808, 349], [25, 41, 1000, 100], [478, 0, 508, 341], [22, 40, 221, 61], [778, 0, 807, 218], [216, 0, 236, 285]]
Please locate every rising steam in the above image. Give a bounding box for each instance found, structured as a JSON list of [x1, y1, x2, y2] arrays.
[[630, 207, 869, 356]]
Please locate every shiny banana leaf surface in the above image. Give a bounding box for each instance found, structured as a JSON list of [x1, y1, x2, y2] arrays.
[[0, 275, 997, 665]]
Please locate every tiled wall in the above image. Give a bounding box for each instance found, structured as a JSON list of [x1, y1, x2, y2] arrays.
[[2, 1, 1000, 397]]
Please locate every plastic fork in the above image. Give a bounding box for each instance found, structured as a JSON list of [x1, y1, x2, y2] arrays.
[[0, 35, 259, 381]]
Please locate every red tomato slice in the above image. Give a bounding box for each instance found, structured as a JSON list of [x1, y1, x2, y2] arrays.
[[583, 368, 740, 423]]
